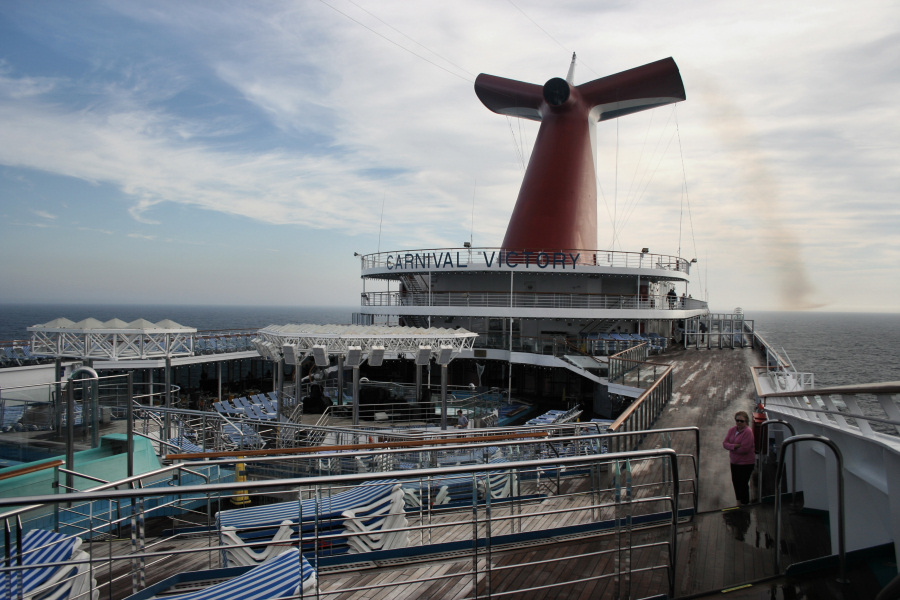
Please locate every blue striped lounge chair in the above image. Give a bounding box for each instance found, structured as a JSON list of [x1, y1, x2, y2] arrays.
[[258, 395, 277, 414], [147, 548, 316, 600], [222, 423, 264, 449], [167, 436, 209, 454], [0, 529, 95, 600], [217, 481, 406, 566], [249, 405, 276, 421]]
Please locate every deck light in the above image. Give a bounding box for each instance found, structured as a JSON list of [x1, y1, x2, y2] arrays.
[[282, 344, 298, 365], [416, 345, 432, 365], [346, 346, 363, 367], [437, 345, 454, 365], [263, 342, 280, 361], [312, 345, 329, 367], [368, 346, 385, 366]]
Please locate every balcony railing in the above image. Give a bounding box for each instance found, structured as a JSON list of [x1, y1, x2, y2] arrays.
[[361, 290, 707, 311]]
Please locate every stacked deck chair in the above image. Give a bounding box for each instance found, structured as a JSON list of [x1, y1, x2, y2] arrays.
[[403, 454, 518, 508], [216, 481, 407, 566], [167, 436, 212, 454], [0, 529, 96, 600], [222, 423, 265, 450], [143, 548, 316, 600]]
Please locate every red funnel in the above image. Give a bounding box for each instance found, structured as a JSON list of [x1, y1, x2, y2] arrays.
[[475, 57, 686, 253]]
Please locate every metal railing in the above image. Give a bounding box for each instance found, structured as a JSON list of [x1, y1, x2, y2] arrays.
[[135, 405, 310, 455], [759, 382, 900, 572], [608, 344, 650, 382], [775, 435, 847, 582], [362, 289, 708, 311], [0, 439, 687, 600], [607, 367, 675, 453], [0, 461, 221, 545], [759, 383, 900, 440]]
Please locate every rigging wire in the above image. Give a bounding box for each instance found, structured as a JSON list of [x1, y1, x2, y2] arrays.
[[613, 119, 619, 250], [674, 106, 703, 295], [342, 0, 476, 80], [470, 178, 477, 246], [506, 116, 527, 169], [316, 0, 473, 84], [616, 125, 678, 234], [617, 107, 676, 228], [517, 114, 530, 171], [506, 0, 602, 80], [623, 110, 655, 210], [377, 192, 386, 254], [505, 0, 568, 54]]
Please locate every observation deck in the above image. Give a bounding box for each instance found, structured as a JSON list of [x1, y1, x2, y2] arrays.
[[358, 246, 707, 323]]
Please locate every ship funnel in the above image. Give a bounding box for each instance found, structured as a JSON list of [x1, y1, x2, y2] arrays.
[[474, 57, 686, 254]]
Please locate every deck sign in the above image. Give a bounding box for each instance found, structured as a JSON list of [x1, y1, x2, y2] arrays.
[[385, 251, 581, 270]]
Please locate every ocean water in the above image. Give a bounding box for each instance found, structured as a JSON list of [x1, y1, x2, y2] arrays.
[[749, 311, 900, 388], [1, 304, 898, 388]]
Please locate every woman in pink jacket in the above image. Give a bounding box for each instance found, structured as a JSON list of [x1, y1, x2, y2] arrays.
[[722, 410, 755, 504]]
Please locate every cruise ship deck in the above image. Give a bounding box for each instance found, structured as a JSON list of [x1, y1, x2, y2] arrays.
[[1, 345, 892, 600]]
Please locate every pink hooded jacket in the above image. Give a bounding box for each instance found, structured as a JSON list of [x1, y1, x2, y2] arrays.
[[722, 426, 755, 465]]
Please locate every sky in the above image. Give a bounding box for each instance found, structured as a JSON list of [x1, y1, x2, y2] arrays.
[[0, 0, 898, 313]]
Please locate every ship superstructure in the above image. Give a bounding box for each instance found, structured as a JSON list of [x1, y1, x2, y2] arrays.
[[355, 57, 708, 414]]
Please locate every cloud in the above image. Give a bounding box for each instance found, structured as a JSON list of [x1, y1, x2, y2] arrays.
[[0, 0, 899, 311]]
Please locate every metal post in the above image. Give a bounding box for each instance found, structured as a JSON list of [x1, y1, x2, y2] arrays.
[[65, 366, 99, 493], [90, 376, 99, 448], [276, 357, 284, 419], [415, 363, 422, 403], [164, 356, 172, 442], [352, 366, 360, 426], [440, 364, 448, 430], [216, 361, 222, 403], [507, 318, 513, 402], [66, 383, 75, 494], [290, 358, 300, 422], [127, 372, 134, 479], [337, 356, 345, 405], [54, 358, 63, 434]]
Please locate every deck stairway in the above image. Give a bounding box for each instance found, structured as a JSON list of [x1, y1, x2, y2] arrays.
[[398, 274, 430, 328]]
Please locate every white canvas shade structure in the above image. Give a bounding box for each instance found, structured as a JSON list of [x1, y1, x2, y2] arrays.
[[28, 318, 196, 360], [252, 324, 478, 429], [251, 324, 477, 365]]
